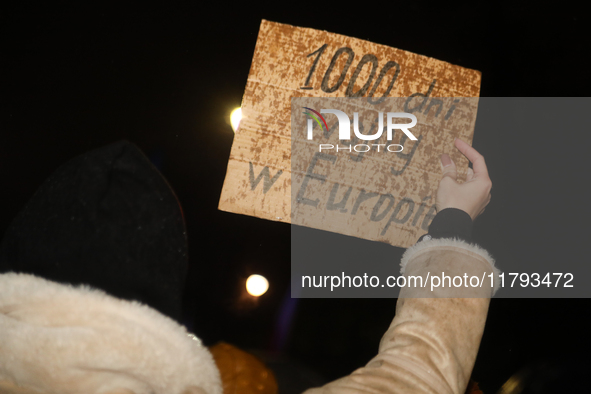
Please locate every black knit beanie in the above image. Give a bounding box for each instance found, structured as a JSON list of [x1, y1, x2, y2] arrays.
[[0, 141, 188, 322]]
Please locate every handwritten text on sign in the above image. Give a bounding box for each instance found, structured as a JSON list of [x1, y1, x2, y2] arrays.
[[218, 20, 481, 248]]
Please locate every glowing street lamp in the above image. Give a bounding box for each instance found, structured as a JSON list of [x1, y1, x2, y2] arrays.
[[230, 107, 242, 132], [246, 274, 268, 297]]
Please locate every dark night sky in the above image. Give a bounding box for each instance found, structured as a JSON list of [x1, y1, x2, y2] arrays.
[[1, 3, 590, 393]]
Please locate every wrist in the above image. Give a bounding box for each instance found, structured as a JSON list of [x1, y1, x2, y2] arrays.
[[418, 208, 473, 244]]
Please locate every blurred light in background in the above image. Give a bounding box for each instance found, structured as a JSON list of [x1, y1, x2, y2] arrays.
[[246, 274, 269, 297], [230, 107, 242, 132]]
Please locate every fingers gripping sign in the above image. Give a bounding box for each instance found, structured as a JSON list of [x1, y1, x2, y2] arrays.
[[436, 139, 492, 221]]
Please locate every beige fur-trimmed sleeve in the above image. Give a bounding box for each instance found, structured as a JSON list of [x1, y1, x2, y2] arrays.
[[401, 237, 501, 295], [304, 239, 497, 394]]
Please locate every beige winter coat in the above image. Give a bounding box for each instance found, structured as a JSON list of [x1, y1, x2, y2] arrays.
[[0, 238, 499, 394], [304, 238, 500, 394]]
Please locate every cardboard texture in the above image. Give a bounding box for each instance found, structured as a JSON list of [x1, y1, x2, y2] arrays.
[[290, 97, 479, 248], [219, 20, 481, 248]]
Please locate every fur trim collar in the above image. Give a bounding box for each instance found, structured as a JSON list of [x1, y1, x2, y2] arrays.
[[0, 273, 221, 394], [401, 238, 501, 295]]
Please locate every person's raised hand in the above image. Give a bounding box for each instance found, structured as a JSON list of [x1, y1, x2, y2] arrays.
[[436, 139, 492, 221]]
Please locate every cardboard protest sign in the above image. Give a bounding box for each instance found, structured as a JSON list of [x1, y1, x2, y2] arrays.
[[219, 20, 481, 248]]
